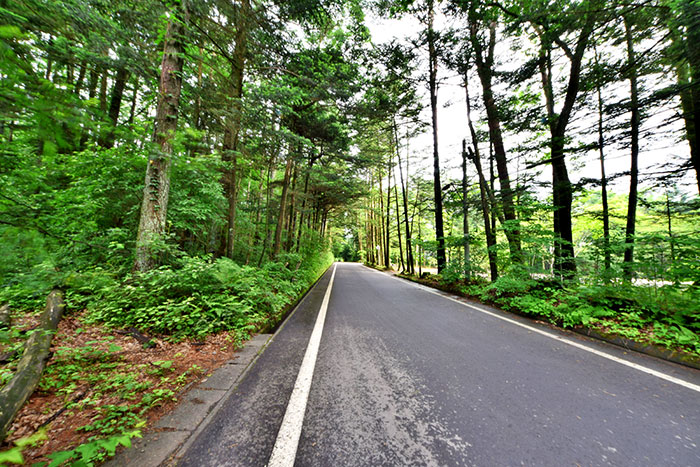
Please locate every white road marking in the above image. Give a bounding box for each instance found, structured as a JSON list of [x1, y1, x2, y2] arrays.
[[365, 266, 700, 394], [268, 263, 337, 467]]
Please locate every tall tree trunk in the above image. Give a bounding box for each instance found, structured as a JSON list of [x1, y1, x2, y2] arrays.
[[385, 155, 392, 268], [427, 1, 446, 273], [462, 139, 470, 280], [295, 154, 318, 253], [489, 141, 496, 234], [134, 1, 187, 272], [100, 66, 129, 148], [622, 16, 640, 280], [395, 121, 414, 275], [285, 162, 298, 251], [666, 191, 675, 264], [676, 61, 700, 195], [73, 61, 87, 95], [465, 72, 497, 280], [247, 175, 263, 264], [258, 156, 275, 265], [378, 171, 385, 266], [468, 15, 522, 265], [668, 12, 700, 195], [393, 175, 405, 272], [127, 76, 139, 127], [469, 146, 498, 282], [273, 155, 293, 257], [595, 52, 612, 276], [537, 28, 589, 279], [222, 0, 251, 258], [681, 0, 700, 195], [99, 68, 108, 114]]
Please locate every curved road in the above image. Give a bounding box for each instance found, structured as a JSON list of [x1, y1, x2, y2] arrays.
[[178, 262, 700, 466]]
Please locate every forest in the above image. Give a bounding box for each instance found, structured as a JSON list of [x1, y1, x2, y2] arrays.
[[0, 0, 699, 464]]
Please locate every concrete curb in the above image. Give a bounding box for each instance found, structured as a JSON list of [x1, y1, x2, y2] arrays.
[[104, 334, 272, 467], [391, 272, 700, 372], [106, 264, 333, 467]]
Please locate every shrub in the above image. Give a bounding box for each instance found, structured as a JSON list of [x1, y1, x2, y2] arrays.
[[83, 251, 333, 339]]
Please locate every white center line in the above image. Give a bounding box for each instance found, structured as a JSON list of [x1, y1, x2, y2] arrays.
[[366, 266, 700, 394], [267, 263, 337, 467]]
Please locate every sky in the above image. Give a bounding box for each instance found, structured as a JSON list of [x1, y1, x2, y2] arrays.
[[363, 9, 695, 198]]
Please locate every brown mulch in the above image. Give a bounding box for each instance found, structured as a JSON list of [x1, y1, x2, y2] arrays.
[[1, 311, 245, 465]]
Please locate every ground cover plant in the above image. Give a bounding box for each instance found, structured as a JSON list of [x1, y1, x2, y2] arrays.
[[0, 251, 332, 465]]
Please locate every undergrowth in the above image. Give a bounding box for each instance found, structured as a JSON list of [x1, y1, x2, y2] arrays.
[[0, 250, 334, 341], [0, 248, 334, 464]]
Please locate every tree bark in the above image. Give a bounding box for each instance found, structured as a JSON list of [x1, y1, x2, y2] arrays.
[[99, 68, 108, 114], [0, 290, 64, 442], [668, 6, 700, 195], [468, 145, 498, 282], [385, 155, 392, 268], [258, 156, 276, 265], [393, 174, 405, 272], [0, 305, 10, 328], [285, 163, 298, 251], [682, 0, 700, 195], [595, 50, 612, 276], [100, 66, 129, 149], [273, 155, 293, 257], [465, 73, 497, 280], [222, 0, 251, 258], [468, 13, 522, 265], [127, 75, 139, 127], [395, 121, 414, 275], [73, 61, 87, 96], [622, 16, 640, 280], [536, 16, 594, 279], [427, 1, 446, 273], [462, 139, 471, 280], [134, 1, 187, 272]]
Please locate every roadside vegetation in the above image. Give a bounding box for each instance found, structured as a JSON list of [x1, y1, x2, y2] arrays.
[[1, 0, 699, 464]]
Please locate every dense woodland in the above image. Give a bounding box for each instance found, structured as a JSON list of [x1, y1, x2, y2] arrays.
[[0, 0, 699, 461]]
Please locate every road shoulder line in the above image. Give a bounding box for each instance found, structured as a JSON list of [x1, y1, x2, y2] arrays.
[[366, 266, 700, 394]]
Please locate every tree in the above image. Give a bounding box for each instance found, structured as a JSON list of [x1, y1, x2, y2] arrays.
[[134, 0, 189, 272], [506, 0, 606, 279], [621, 13, 642, 279], [664, 0, 700, 194], [385, 0, 447, 272], [452, 0, 523, 266]]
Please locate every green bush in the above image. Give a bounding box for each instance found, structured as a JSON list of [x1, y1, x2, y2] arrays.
[[82, 251, 333, 339], [481, 276, 537, 302]]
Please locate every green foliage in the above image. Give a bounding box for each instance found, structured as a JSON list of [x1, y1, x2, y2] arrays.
[[431, 270, 700, 355], [44, 428, 142, 467], [481, 276, 537, 301], [0, 429, 48, 465], [82, 249, 333, 339]]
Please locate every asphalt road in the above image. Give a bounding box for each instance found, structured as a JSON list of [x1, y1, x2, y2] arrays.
[[178, 262, 700, 466]]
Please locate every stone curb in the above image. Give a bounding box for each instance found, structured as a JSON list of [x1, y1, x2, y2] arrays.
[[391, 272, 700, 372], [104, 333, 272, 467], [106, 264, 333, 467]]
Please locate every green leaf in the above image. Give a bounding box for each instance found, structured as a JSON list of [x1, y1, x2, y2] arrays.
[[46, 450, 75, 467], [0, 447, 24, 465], [0, 25, 22, 39]]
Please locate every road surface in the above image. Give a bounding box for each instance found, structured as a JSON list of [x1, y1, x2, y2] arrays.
[[178, 262, 700, 466]]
